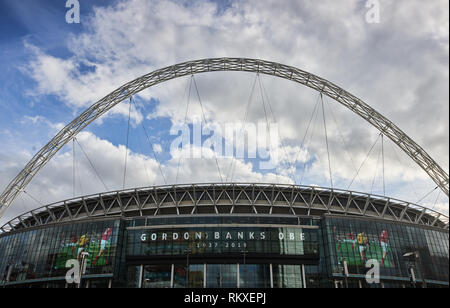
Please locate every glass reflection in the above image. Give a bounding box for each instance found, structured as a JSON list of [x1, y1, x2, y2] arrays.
[[142, 265, 171, 288], [206, 264, 237, 288]]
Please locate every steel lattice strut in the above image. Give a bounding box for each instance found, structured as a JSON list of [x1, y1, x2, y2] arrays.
[[0, 58, 448, 218]]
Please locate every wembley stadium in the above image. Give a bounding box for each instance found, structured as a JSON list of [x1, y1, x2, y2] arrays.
[[0, 183, 448, 288], [0, 58, 448, 288]]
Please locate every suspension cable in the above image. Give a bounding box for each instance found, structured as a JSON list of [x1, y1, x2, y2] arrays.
[[72, 138, 75, 198], [134, 120, 153, 187], [23, 190, 45, 207], [370, 142, 383, 195], [256, 74, 281, 181], [228, 74, 258, 182], [258, 74, 297, 182], [416, 186, 439, 205], [431, 189, 442, 211], [324, 97, 361, 187], [381, 134, 386, 196], [192, 75, 224, 183], [347, 133, 382, 191], [73, 141, 84, 196], [131, 97, 167, 185], [74, 137, 109, 192], [388, 140, 420, 200], [122, 98, 133, 190], [176, 76, 193, 184], [299, 95, 322, 185], [320, 93, 333, 189], [289, 93, 321, 185]]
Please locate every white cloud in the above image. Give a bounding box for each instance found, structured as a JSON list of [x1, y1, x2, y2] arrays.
[[1, 0, 448, 223]]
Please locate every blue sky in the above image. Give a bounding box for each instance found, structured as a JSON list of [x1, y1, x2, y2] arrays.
[[0, 0, 448, 225]]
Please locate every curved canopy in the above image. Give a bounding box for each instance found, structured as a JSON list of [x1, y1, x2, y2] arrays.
[[1, 183, 448, 234], [0, 58, 448, 218]]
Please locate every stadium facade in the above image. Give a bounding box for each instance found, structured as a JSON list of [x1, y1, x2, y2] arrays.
[[0, 183, 448, 288]]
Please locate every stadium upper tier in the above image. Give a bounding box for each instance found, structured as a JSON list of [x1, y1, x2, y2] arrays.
[[1, 183, 448, 234]]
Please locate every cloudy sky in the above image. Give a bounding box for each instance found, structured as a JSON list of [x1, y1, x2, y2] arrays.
[[0, 0, 448, 226]]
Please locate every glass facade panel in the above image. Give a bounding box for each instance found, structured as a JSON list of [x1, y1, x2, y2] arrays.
[[272, 265, 303, 288], [0, 220, 119, 286], [142, 265, 171, 288], [0, 214, 448, 288], [126, 265, 141, 288], [239, 264, 271, 288], [173, 264, 208, 288], [206, 264, 237, 288], [325, 216, 449, 284]]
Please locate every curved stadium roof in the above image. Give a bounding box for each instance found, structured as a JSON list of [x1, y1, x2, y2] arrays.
[[1, 183, 448, 234]]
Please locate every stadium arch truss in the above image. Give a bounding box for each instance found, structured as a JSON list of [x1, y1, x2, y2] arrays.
[[0, 58, 448, 219], [1, 183, 448, 234]]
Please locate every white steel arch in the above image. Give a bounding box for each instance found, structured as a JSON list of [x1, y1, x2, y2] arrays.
[[0, 58, 448, 219]]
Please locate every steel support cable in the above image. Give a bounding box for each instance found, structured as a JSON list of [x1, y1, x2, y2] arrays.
[[74, 138, 109, 192], [287, 94, 321, 185], [320, 93, 334, 189], [73, 140, 84, 196], [346, 133, 382, 191], [416, 186, 439, 205], [191, 75, 224, 183], [157, 75, 192, 185], [130, 97, 167, 185], [431, 189, 443, 212], [382, 134, 386, 196], [176, 76, 193, 184], [125, 97, 151, 187], [228, 74, 259, 183], [324, 97, 361, 188], [299, 97, 321, 185], [72, 138, 75, 198], [370, 143, 383, 195], [122, 98, 133, 190], [23, 190, 45, 207], [257, 74, 297, 183], [299, 98, 322, 185], [134, 122, 153, 187], [388, 141, 420, 200], [256, 74, 282, 181]]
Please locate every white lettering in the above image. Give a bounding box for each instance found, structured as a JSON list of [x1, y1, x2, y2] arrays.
[[365, 0, 380, 24], [366, 259, 380, 284], [65, 0, 80, 24], [65, 259, 80, 284]]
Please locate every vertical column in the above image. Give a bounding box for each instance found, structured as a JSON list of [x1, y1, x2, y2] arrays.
[[237, 263, 240, 288], [301, 265, 306, 288], [138, 265, 144, 288], [203, 263, 207, 288], [269, 264, 274, 289], [170, 264, 175, 288]]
